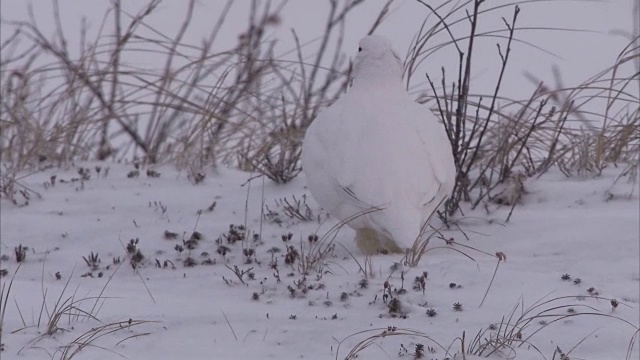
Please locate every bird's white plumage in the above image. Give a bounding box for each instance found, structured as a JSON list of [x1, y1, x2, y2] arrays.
[[302, 35, 456, 254]]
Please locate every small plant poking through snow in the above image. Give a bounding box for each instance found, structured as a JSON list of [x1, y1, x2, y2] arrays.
[[164, 230, 178, 240], [222, 224, 246, 244], [453, 302, 463, 312], [358, 278, 369, 289], [82, 252, 101, 271], [14, 245, 27, 263], [284, 246, 300, 266], [413, 343, 425, 359], [146, 169, 161, 178], [183, 231, 202, 250], [610, 298, 619, 309], [412, 273, 427, 294], [126, 238, 145, 269], [264, 195, 322, 226], [388, 298, 402, 315]]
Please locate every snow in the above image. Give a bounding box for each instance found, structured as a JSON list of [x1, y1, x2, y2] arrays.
[[1, 163, 638, 359]]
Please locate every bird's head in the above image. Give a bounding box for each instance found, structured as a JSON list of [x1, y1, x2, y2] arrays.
[[352, 35, 403, 88]]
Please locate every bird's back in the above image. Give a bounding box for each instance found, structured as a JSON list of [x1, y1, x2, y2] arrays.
[[302, 34, 455, 250], [303, 87, 454, 240]]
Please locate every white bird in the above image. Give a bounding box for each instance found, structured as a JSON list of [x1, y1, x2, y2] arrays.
[[302, 35, 456, 255]]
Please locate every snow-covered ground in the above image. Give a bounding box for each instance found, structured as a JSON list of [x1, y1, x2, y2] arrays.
[[1, 1, 638, 359], [1, 163, 638, 360]]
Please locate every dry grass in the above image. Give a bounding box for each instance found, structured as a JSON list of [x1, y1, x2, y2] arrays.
[[0, 256, 142, 356], [0, 264, 22, 349], [0, 0, 391, 184], [297, 207, 384, 276], [336, 326, 449, 360], [464, 295, 638, 358], [15, 267, 102, 354], [337, 295, 639, 360], [0, 0, 634, 183], [52, 319, 156, 360], [407, 0, 639, 218]]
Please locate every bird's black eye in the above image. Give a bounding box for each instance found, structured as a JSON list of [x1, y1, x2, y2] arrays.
[[358, 47, 362, 52]]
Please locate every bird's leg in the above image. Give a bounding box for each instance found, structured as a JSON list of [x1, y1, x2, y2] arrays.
[[379, 234, 404, 254], [355, 228, 383, 255]]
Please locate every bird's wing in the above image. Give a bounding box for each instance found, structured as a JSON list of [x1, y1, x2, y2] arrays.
[[412, 108, 456, 204], [302, 99, 386, 226], [324, 100, 449, 208]]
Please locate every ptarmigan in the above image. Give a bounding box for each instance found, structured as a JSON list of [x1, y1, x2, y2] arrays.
[[302, 35, 455, 255]]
